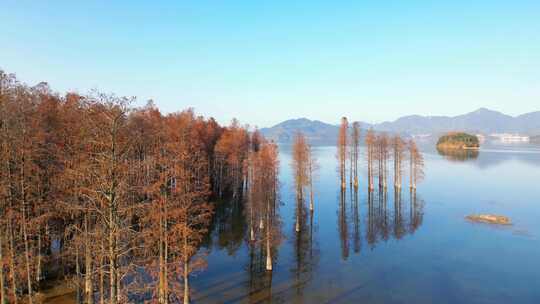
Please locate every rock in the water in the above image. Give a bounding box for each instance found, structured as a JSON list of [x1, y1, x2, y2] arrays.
[[466, 214, 511, 225]]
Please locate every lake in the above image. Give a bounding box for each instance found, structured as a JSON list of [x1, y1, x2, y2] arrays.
[[191, 143, 540, 304]]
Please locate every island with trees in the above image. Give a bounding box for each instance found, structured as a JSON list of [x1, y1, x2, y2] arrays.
[[436, 132, 480, 150]]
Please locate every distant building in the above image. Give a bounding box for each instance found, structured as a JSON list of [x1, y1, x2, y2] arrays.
[[489, 133, 530, 143], [475, 134, 486, 143]]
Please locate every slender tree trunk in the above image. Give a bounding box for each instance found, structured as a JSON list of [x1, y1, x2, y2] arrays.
[[265, 208, 272, 271], [183, 235, 189, 304], [84, 215, 93, 304], [76, 244, 82, 304], [410, 154, 414, 189], [36, 230, 42, 283], [353, 145, 358, 189], [368, 146, 374, 191], [5, 173, 16, 304], [109, 213, 117, 304], [21, 203, 32, 304], [164, 224, 168, 304], [99, 239, 105, 304], [295, 209, 300, 233], [158, 200, 168, 304], [349, 147, 353, 186], [0, 227, 6, 304], [8, 218, 17, 304], [309, 165, 314, 212]]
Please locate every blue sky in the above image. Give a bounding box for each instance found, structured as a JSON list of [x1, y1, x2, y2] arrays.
[[2, 1, 539, 127]]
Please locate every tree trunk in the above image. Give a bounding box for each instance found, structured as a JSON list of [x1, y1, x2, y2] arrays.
[[109, 219, 117, 304], [158, 201, 168, 304], [22, 203, 33, 304], [8, 218, 17, 304], [36, 231, 42, 283], [76, 245, 82, 304], [295, 213, 300, 233], [265, 212, 272, 271], [182, 234, 189, 304], [309, 162, 314, 212], [0, 228, 6, 304], [183, 259, 189, 304], [84, 215, 93, 304], [410, 154, 413, 189], [99, 239, 105, 304]]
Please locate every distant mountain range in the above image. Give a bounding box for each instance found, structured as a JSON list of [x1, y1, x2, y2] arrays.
[[260, 108, 540, 144], [260, 118, 340, 145]]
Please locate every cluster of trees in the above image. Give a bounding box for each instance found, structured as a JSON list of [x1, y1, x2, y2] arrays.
[[337, 117, 424, 192], [245, 137, 281, 271], [436, 132, 480, 150], [0, 70, 279, 304], [291, 134, 317, 213]]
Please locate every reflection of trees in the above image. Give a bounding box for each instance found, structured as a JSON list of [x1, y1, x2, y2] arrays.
[[393, 188, 406, 240], [437, 147, 479, 162], [244, 224, 284, 304], [408, 190, 424, 234], [352, 188, 361, 254], [290, 199, 319, 299], [246, 243, 273, 303], [380, 189, 390, 242], [338, 186, 361, 257], [338, 188, 349, 260], [366, 188, 425, 249], [202, 198, 247, 255], [366, 190, 375, 248], [366, 189, 389, 249]]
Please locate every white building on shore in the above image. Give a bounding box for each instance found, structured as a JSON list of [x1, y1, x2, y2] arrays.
[[489, 133, 530, 143]]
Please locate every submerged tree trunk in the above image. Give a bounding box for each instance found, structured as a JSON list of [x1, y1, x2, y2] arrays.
[[265, 210, 272, 271], [295, 212, 300, 233], [183, 234, 189, 304], [309, 158, 314, 212], [183, 259, 189, 304]]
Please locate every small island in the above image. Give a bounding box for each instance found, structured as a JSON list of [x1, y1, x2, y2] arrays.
[[466, 214, 511, 225], [437, 132, 480, 150]]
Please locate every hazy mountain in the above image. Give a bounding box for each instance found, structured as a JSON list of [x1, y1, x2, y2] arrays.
[[261, 108, 540, 144], [376, 108, 540, 134], [260, 118, 339, 145]]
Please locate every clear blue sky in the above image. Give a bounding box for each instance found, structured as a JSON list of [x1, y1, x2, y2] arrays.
[[2, 1, 539, 127]]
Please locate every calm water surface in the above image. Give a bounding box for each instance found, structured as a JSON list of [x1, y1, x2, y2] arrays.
[[192, 144, 540, 304]]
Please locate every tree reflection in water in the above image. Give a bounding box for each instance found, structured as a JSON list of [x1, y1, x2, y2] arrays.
[[338, 185, 425, 254], [366, 187, 424, 250], [338, 187, 350, 259], [202, 198, 247, 255], [196, 174, 424, 303], [290, 196, 319, 300], [437, 147, 480, 162]]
